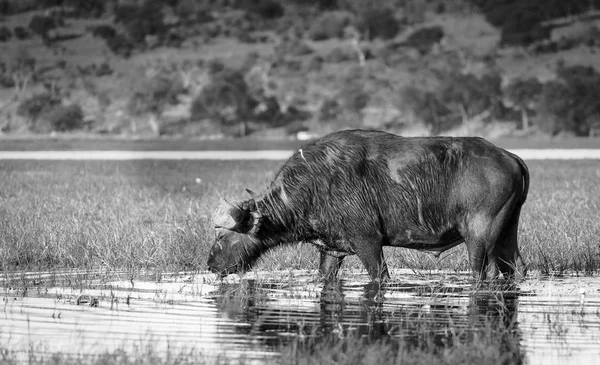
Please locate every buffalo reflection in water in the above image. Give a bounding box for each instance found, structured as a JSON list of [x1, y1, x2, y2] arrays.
[[212, 278, 523, 362]]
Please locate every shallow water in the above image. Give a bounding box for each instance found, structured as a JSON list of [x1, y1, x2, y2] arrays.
[[2, 270, 599, 364]]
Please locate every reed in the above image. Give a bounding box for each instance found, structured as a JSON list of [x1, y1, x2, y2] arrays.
[[1, 159, 598, 279]]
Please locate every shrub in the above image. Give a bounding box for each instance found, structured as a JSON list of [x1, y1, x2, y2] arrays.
[[0, 26, 11, 42], [308, 11, 353, 41], [78, 62, 114, 77], [534, 81, 571, 135], [319, 98, 342, 121], [468, 0, 574, 46], [324, 47, 354, 63], [405, 26, 444, 53], [439, 71, 503, 121], [401, 86, 456, 135], [114, 0, 166, 45], [128, 75, 185, 116], [65, 0, 105, 18], [276, 39, 314, 57], [38, 104, 85, 132], [500, 21, 551, 47], [105, 34, 134, 58], [357, 7, 400, 40], [90, 24, 134, 57], [190, 68, 255, 125], [207, 58, 226, 74], [28, 15, 56, 40], [0, 61, 15, 87], [17, 93, 61, 122], [113, 4, 138, 25], [504, 78, 542, 129], [288, 0, 338, 9], [535, 65, 600, 136], [14, 26, 30, 40], [237, 0, 285, 19], [91, 25, 117, 40]]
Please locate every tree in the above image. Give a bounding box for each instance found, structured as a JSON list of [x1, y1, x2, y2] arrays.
[[504, 78, 542, 131], [535, 65, 600, 136], [401, 86, 455, 135]]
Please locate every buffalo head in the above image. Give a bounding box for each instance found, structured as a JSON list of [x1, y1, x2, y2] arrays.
[[207, 198, 265, 277]]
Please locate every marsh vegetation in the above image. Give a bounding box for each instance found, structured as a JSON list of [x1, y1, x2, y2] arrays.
[[1, 159, 599, 275], [1, 158, 599, 364]]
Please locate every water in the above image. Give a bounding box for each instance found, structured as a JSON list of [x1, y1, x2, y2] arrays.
[[2, 270, 599, 364], [1, 149, 600, 160]]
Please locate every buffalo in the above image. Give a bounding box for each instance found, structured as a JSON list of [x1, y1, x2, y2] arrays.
[[208, 129, 529, 282]]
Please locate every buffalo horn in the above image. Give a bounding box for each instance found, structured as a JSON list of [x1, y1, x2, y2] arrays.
[[213, 198, 238, 229]]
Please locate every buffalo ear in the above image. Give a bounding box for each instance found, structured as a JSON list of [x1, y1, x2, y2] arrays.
[[213, 198, 253, 233], [246, 188, 257, 197]]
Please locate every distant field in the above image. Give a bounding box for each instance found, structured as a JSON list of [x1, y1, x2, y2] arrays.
[[1, 135, 600, 151], [1, 159, 598, 277]]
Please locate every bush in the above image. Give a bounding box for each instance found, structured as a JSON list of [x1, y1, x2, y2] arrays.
[[14, 26, 30, 40], [37, 104, 85, 132], [401, 86, 456, 135], [319, 98, 342, 121], [535, 65, 600, 136], [65, 0, 105, 18], [28, 15, 56, 39], [439, 71, 503, 121], [357, 7, 400, 40], [0, 26, 11, 42], [77, 62, 114, 77], [468, 0, 575, 46], [190, 68, 255, 125], [404, 26, 444, 53], [534, 81, 571, 135], [91, 25, 117, 40], [113, 4, 138, 25], [17, 93, 61, 122], [90, 24, 133, 57], [399, 70, 504, 134], [236, 0, 285, 19], [128, 75, 185, 116], [276, 39, 314, 57], [341, 83, 370, 114], [308, 11, 353, 41], [105, 34, 134, 58], [114, 0, 166, 45], [324, 47, 355, 63], [500, 21, 551, 47], [504, 78, 542, 129], [288, 0, 338, 9]]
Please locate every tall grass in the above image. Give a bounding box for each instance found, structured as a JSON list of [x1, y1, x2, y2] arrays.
[[1, 159, 599, 280]]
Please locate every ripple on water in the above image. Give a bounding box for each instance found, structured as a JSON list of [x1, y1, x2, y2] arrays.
[[1, 269, 599, 365]]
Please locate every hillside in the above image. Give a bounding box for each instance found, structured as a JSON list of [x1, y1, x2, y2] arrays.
[[1, 0, 600, 139]]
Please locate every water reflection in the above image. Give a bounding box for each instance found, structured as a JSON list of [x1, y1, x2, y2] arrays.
[[2, 271, 599, 364], [214, 276, 524, 362]]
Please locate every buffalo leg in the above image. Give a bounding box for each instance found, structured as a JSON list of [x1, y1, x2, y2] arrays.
[[464, 199, 525, 281], [319, 251, 345, 281], [496, 210, 527, 280], [463, 213, 504, 282], [355, 242, 390, 282], [465, 238, 490, 281]]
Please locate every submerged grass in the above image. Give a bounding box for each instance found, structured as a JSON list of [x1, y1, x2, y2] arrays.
[[0, 159, 599, 280]]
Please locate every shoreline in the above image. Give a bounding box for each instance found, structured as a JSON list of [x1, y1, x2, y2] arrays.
[[1, 149, 600, 160]]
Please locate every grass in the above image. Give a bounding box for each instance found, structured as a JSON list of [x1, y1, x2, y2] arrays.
[[1, 159, 599, 281]]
